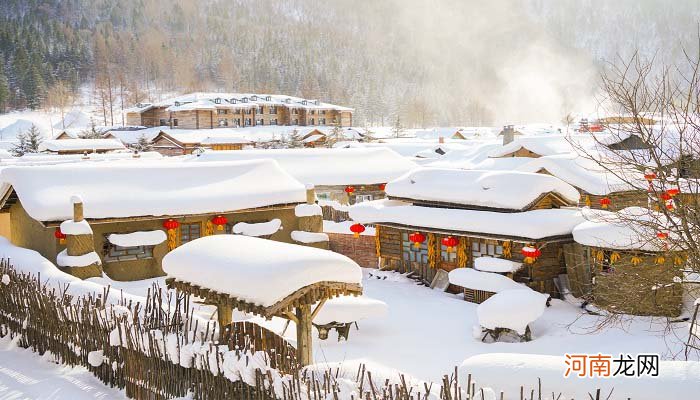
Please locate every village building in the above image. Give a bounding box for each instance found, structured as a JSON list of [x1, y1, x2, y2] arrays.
[[516, 154, 649, 210], [0, 159, 328, 281], [349, 168, 585, 297], [37, 138, 127, 155], [124, 93, 353, 130], [567, 207, 684, 316], [149, 129, 254, 156]]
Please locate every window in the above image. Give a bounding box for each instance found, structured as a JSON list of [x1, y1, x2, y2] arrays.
[[218, 119, 228, 127], [317, 192, 331, 200], [159, 119, 167, 126], [310, 118, 315, 125], [270, 106, 277, 114], [292, 108, 299, 115], [321, 110, 327, 115], [234, 118, 241, 127], [355, 194, 373, 203], [172, 119, 178, 127], [256, 119, 264, 125], [471, 240, 504, 260], [402, 232, 428, 264], [310, 110, 316, 115], [293, 119, 299, 125], [217, 109, 227, 115], [245, 118, 252, 126], [214, 98, 221, 104], [257, 106, 264, 114], [103, 235, 154, 262], [271, 118, 278, 125], [319, 118, 326, 125], [245, 109, 252, 115], [180, 223, 201, 245]]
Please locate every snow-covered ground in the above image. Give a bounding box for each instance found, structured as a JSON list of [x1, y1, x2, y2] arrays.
[[0, 334, 125, 399]]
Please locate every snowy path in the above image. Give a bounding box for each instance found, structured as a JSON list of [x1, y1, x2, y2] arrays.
[[0, 335, 125, 400]]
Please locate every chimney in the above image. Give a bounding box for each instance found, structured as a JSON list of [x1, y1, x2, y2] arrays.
[[502, 125, 515, 146], [438, 136, 445, 144], [305, 184, 316, 205], [72, 195, 84, 222]]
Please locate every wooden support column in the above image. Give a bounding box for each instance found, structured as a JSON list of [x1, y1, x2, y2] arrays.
[[306, 185, 316, 204], [295, 304, 313, 366], [217, 303, 233, 338]]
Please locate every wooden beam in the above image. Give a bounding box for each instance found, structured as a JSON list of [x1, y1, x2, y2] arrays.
[[310, 298, 327, 321]]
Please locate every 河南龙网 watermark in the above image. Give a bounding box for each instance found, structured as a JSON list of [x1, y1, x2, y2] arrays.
[[564, 353, 659, 378]]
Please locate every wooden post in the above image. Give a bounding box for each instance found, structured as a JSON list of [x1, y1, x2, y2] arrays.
[[306, 185, 316, 205], [217, 303, 232, 338], [73, 200, 84, 222], [295, 304, 313, 366]]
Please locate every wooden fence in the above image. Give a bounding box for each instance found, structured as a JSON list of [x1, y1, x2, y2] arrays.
[[0, 258, 609, 400]]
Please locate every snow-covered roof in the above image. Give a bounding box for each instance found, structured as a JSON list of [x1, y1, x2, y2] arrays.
[[487, 136, 583, 158], [572, 207, 673, 251], [162, 235, 362, 307], [138, 92, 353, 112], [448, 268, 528, 292], [0, 159, 306, 221], [473, 257, 523, 273], [186, 148, 417, 186], [38, 139, 126, 152], [0, 151, 162, 166], [156, 129, 255, 145], [106, 127, 161, 145], [386, 168, 580, 210], [313, 295, 388, 325], [350, 199, 585, 240], [515, 154, 638, 195]]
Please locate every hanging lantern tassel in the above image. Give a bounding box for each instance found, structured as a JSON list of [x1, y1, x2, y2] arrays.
[[502, 241, 512, 258], [374, 225, 381, 257], [350, 223, 365, 238], [204, 220, 214, 236]]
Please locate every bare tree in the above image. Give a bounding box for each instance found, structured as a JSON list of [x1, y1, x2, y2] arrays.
[[566, 44, 700, 331], [46, 81, 74, 129]]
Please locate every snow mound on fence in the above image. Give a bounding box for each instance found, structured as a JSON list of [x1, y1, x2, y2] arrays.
[[460, 353, 700, 400], [448, 268, 528, 293], [108, 230, 167, 247], [162, 235, 362, 307], [232, 219, 282, 237], [313, 295, 388, 325], [477, 290, 548, 335]]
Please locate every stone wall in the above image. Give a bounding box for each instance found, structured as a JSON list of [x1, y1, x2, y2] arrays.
[[327, 232, 378, 268]]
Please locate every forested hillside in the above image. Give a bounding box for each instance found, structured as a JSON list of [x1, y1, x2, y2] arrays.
[[0, 0, 699, 126]]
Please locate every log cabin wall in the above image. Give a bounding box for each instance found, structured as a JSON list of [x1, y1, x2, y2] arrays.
[[7, 200, 302, 281], [564, 244, 683, 316], [583, 190, 648, 210], [376, 225, 567, 297]]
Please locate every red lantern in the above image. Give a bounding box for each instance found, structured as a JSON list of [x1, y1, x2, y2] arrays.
[[408, 232, 426, 248], [350, 223, 365, 238], [379, 183, 387, 191], [599, 197, 611, 209], [644, 171, 657, 182], [521, 245, 541, 264], [54, 228, 66, 244], [656, 231, 668, 240], [660, 192, 672, 201], [666, 202, 675, 211], [163, 219, 180, 231], [441, 236, 459, 252], [667, 188, 680, 197], [345, 186, 355, 194], [211, 215, 228, 231]]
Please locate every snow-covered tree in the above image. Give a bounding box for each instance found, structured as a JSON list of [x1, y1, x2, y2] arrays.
[[325, 122, 344, 148], [287, 129, 304, 148], [133, 134, 152, 152], [392, 116, 404, 138], [12, 124, 43, 156], [79, 118, 103, 139]]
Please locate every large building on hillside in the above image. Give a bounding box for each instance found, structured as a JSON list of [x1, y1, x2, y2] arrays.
[[125, 93, 353, 129]]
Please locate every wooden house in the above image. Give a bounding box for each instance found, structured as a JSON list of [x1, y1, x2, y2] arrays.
[[38, 138, 127, 155], [516, 154, 649, 211], [0, 159, 325, 281], [150, 129, 253, 156], [187, 148, 417, 217], [349, 168, 585, 297], [125, 93, 353, 130], [568, 207, 684, 316]]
